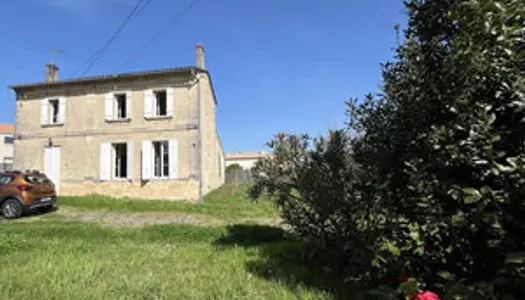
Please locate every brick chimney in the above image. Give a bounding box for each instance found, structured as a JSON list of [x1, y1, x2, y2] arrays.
[[45, 63, 59, 82], [196, 44, 205, 69]]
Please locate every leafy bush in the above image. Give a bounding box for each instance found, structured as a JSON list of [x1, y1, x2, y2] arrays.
[[225, 163, 243, 173], [251, 0, 525, 298], [249, 131, 386, 283]]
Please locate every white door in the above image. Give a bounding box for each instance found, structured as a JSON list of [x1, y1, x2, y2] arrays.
[[44, 147, 61, 195]]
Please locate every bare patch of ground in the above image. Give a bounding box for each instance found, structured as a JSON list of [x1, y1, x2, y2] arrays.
[[3, 206, 284, 228], [12, 207, 283, 228], [54, 207, 221, 228]]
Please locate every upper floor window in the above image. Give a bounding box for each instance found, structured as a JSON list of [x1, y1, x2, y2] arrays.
[[154, 90, 167, 117], [40, 97, 66, 126], [144, 88, 174, 119], [116, 94, 127, 119], [105, 92, 131, 121], [49, 99, 59, 123], [3, 136, 14, 144]]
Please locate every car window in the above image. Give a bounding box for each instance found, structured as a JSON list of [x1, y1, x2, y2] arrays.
[[24, 174, 52, 184], [0, 175, 14, 185]]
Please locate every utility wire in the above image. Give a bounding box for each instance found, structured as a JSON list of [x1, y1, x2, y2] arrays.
[[124, 0, 203, 66], [70, 0, 152, 78]]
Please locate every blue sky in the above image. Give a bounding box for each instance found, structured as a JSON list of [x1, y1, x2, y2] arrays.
[[0, 0, 406, 153]]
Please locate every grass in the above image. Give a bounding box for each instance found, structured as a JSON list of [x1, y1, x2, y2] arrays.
[[0, 221, 362, 300], [59, 184, 279, 222], [0, 184, 365, 299]]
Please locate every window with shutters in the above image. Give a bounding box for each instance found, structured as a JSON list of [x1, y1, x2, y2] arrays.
[[153, 141, 169, 178], [100, 142, 133, 181], [115, 94, 127, 119], [113, 143, 128, 179], [106, 92, 131, 121], [144, 88, 173, 119], [154, 90, 167, 117], [48, 99, 60, 124], [41, 97, 66, 126]]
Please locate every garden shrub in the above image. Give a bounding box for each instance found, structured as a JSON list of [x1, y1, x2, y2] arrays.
[[250, 0, 525, 298]]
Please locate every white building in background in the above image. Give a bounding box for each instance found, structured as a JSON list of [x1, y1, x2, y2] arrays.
[[0, 124, 14, 171], [225, 152, 268, 170]]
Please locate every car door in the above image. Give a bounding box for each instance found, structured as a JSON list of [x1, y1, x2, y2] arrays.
[[0, 174, 16, 200]]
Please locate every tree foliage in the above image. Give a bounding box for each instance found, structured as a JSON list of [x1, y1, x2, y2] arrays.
[[250, 0, 525, 298], [226, 163, 243, 173]]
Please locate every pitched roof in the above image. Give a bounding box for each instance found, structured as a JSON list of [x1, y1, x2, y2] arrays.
[[225, 152, 269, 160], [9, 66, 202, 90], [0, 124, 14, 134], [9, 66, 218, 104]]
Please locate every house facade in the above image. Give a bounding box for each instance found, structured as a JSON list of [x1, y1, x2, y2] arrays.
[[9, 45, 225, 201], [0, 124, 14, 171]]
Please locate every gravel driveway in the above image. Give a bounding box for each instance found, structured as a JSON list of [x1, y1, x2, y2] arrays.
[[7, 207, 282, 228]]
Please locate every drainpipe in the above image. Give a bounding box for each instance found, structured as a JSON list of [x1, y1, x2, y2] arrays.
[[194, 70, 204, 203]]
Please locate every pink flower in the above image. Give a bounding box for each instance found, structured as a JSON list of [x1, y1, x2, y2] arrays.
[[411, 291, 439, 300]]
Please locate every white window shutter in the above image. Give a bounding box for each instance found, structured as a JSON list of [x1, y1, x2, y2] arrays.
[[58, 97, 66, 124], [126, 91, 132, 119], [127, 142, 133, 181], [105, 93, 114, 120], [144, 90, 153, 118], [167, 87, 174, 117], [169, 140, 178, 179], [141, 140, 152, 180], [40, 100, 49, 125], [99, 143, 111, 181]]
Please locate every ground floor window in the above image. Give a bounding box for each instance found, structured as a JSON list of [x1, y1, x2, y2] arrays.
[[2, 157, 13, 172], [153, 141, 169, 178], [114, 143, 128, 179]]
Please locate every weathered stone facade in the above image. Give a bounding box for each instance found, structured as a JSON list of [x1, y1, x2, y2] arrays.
[[10, 47, 225, 201]]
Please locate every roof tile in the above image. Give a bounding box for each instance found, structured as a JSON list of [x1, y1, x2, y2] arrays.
[[0, 124, 14, 134]]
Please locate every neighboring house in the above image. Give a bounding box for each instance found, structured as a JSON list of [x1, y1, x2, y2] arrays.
[[9, 44, 225, 201], [0, 124, 14, 171], [225, 152, 268, 170]]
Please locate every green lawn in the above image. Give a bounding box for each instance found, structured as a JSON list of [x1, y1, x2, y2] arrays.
[[59, 184, 279, 222], [0, 184, 362, 299]]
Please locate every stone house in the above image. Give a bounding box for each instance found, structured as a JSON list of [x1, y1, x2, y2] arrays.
[[9, 44, 225, 201], [0, 124, 14, 171]]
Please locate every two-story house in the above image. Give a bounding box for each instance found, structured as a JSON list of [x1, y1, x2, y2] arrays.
[[9, 44, 225, 201], [0, 124, 14, 171]]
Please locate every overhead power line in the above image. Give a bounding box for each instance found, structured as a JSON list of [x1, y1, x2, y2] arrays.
[[124, 0, 203, 66], [70, 0, 152, 78]]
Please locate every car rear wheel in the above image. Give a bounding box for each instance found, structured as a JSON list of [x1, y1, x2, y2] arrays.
[[2, 199, 23, 219]]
